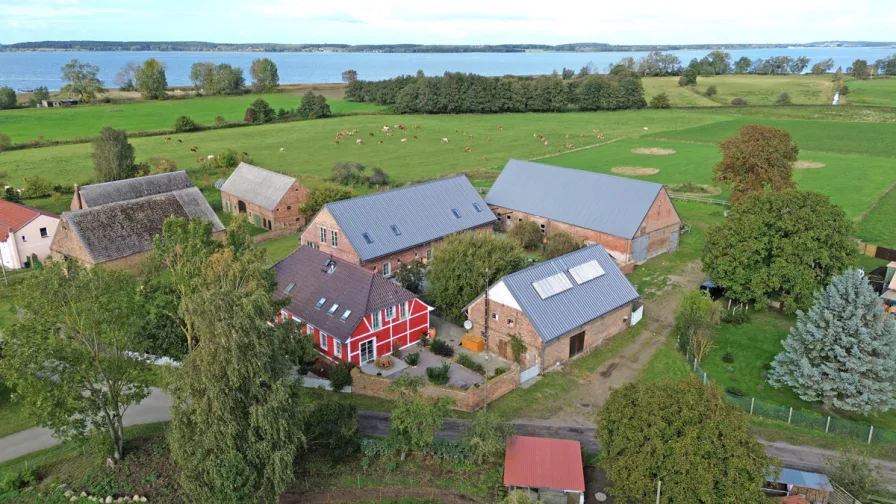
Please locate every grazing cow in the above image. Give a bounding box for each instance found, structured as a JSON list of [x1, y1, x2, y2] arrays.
[[177, 139, 183, 143], [335, 140, 340, 144], [401, 138, 408, 143], [369, 132, 374, 136], [468, 134, 474, 140], [356, 139, 363, 145], [598, 134, 605, 139], [487, 137, 492, 142], [464, 146, 471, 152], [497, 126, 503, 130], [565, 134, 569, 139], [580, 133, 585, 137], [543, 140, 549, 146], [593, 128, 600, 132], [413, 125, 421, 129], [643, 127, 649, 131], [482, 156, 488, 161], [532, 133, 537, 138], [190, 147, 197, 152], [242, 152, 248, 156], [197, 157, 203, 162], [280, 148, 285, 152], [207, 155, 215, 160], [378, 140, 383, 144], [568, 144, 575, 149], [413, 135, 417, 139], [164, 137, 172, 141], [441, 138, 449, 143]]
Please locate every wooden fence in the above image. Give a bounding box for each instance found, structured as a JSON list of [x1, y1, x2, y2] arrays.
[[668, 194, 731, 206]]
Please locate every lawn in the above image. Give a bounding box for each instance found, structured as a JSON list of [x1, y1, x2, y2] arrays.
[[259, 234, 302, 266], [689, 74, 837, 106], [843, 77, 896, 107], [0, 94, 385, 144], [640, 77, 719, 107], [0, 384, 36, 439], [858, 185, 896, 248]]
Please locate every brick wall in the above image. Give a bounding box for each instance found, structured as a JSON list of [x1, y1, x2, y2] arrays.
[[49, 217, 93, 264], [350, 363, 520, 411], [222, 180, 308, 232], [300, 207, 363, 264], [366, 223, 495, 277], [467, 296, 541, 368], [635, 189, 682, 259], [542, 302, 634, 370]]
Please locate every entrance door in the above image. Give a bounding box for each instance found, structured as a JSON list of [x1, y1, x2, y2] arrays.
[[632, 235, 648, 262], [670, 230, 680, 251], [497, 339, 510, 360], [359, 339, 375, 365], [237, 200, 247, 214], [569, 331, 585, 358]]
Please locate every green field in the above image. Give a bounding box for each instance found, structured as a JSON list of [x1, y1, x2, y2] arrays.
[[0, 94, 384, 143], [844, 77, 896, 107], [858, 186, 896, 247], [640, 74, 840, 107]]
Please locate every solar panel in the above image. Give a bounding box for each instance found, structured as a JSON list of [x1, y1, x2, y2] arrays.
[[568, 260, 605, 285], [532, 272, 573, 299]]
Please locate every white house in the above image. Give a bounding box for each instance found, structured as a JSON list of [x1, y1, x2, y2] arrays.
[[0, 199, 60, 270]]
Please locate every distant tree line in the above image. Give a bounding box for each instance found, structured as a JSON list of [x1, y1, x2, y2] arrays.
[[346, 71, 646, 113]]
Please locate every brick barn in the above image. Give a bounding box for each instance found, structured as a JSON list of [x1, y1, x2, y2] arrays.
[[300, 175, 496, 276], [273, 246, 431, 365], [486, 160, 682, 265], [71, 171, 194, 210], [466, 245, 641, 377], [220, 162, 308, 231]]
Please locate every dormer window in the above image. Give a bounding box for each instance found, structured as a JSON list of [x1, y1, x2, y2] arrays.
[[316, 297, 327, 309]]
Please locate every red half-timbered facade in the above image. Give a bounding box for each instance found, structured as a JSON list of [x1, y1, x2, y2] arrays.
[[273, 246, 431, 365]]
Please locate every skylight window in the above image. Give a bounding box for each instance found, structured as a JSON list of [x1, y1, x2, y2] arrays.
[[340, 309, 352, 321], [451, 208, 461, 218], [362, 232, 374, 244], [316, 297, 327, 308], [324, 258, 333, 267], [473, 203, 482, 212], [568, 260, 605, 285], [390, 225, 402, 236], [328, 303, 339, 315], [532, 272, 573, 300], [284, 282, 295, 294]]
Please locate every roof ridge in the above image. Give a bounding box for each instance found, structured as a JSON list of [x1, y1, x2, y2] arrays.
[[504, 245, 603, 282], [234, 162, 297, 182], [80, 171, 188, 190], [63, 187, 200, 216], [325, 174, 470, 210], [508, 159, 665, 189]]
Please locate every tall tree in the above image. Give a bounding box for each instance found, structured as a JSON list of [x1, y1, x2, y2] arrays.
[[299, 183, 354, 220], [250, 58, 280, 93], [168, 245, 303, 503], [297, 91, 331, 119], [769, 270, 896, 413], [388, 376, 451, 460], [134, 58, 168, 100], [703, 190, 855, 313], [427, 233, 527, 323], [114, 62, 139, 91], [60, 59, 105, 102], [713, 124, 798, 202], [341, 69, 358, 84], [851, 59, 871, 80], [811, 58, 835, 75], [0, 87, 17, 109], [190, 62, 245, 95], [597, 378, 776, 503], [673, 291, 721, 363], [92, 127, 136, 182], [0, 263, 150, 463], [704, 50, 732, 74], [461, 410, 513, 464], [828, 447, 884, 500], [733, 56, 753, 74]]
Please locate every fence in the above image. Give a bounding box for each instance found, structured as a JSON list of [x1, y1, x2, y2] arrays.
[[686, 353, 896, 445], [857, 240, 896, 262], [668, 194, 731, 206]]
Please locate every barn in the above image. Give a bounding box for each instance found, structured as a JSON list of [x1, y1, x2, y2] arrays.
[[219, 162, 308, 231]]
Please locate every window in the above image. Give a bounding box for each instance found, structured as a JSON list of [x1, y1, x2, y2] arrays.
[[320, 333, 328, 350], [506, 215, 511, 221], [382, 262, 391, 277], [328, 303, 339, 315], [390, 224, 402, 236], [316, 297, 327, 309], [284, 282, 295, 294], [21, 236, 26, 242], [306, 324, 314, 335], [540, 223, 546, 235], [400, 302, 408, 320], [340, 309, 352, 321], [371, 311, 382, 330], [451, 208, 461, 219], [331, 230, 338, 247], [286, 205, 292, 210], [473, 203, 482, 212], [362, 232, 373, 244], [319, 227, 326, 243], [334, 340, 342, 358], [414, 252, 419, 259], [507, 318, 514, 326], [296, 217, 301, 222], [385, 306, 396, 320], [426, 248, 433, 261], [492, 313, 498, 320]]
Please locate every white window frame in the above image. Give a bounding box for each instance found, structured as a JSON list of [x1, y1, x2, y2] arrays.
[[331, 230, 338, 247], [399, 301, 408, 320], [382, 261, 391, 277], [334, 340, 342, 358], [385, 306, 395, 320], [426, 248, 433, 260], [359, 338, 376, 365], [306, 323, 314, 335], [320, 333, 328, 351], [39, 227, 49, 238], [319, 227, 327, 243], [371, 311, 382, 330]]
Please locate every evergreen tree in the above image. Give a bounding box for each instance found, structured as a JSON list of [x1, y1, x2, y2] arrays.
[[769, 270, 896, 413]]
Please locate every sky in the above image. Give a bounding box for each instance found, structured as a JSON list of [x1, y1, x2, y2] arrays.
[[2, 0, 896, 45]]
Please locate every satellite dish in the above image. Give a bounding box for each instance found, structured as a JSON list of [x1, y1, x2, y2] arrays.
[[463, 320, 473, 330]]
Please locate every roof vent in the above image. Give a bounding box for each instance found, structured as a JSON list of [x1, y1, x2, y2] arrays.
[[451, 208, 461, 219], [362, 232, 374, 244], [390, 224, 402, 236]]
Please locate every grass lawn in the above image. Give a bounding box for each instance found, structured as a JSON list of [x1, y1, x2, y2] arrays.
[[690, 74, 838, 106], [858, 185, 896, 248], [0, 95, 384, 144], [641, 77, 719, 107], [0, 384, 36, 439], [259, 234, 302, 266], [843, 77, 896, 107], [638, 333, 692, 384]]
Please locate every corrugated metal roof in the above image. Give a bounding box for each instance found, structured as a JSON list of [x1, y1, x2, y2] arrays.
[[502, 245, 639, 343], [503, 436, 585, 492], [78, 171, 194, 208], [773, 468, 833, 491], [220, 162, 298, 211], [486, 159, 665, 239], [326, 175, 496, 262]]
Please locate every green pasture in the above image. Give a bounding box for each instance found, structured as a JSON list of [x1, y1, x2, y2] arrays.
[[0, 95, 384, 143], [641, 77, 719, 107], [843, 77, 896, 107], [690, 74, 837, 106], [858, 187, 896, 248], [694, 104, 896, 123]]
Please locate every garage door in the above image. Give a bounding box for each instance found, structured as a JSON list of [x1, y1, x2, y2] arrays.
[[633, 235, 649, 262]]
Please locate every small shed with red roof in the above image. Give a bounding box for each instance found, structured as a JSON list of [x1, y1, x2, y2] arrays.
[[504, 435, 586, 504]]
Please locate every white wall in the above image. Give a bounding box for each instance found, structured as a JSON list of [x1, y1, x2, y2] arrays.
[[11, 215, 60, 269]]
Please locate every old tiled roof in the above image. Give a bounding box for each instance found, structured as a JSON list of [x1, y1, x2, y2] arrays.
[[78, 171, 193, 208], [486, 159, 666, 239], [0, 199, 57, 241], [273, 246, 418, 342], [325, 175, 496, 262], [220, 162, 297, 211], [500, 245, 639, 343], [504, 436, 585, 492], [62, 187, 224, 264]]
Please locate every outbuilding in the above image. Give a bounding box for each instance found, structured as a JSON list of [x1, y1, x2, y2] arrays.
[[220, 162, 308, 231], [504, 435, 585, 504]]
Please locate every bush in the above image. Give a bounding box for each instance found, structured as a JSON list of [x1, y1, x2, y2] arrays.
[[456, 353, 485, 375], [839, 85, 850, 95], [329, 362, 353, 391], [147, 156, 177, 174], [493, 367, 508, 377], [214, 115, 226, 125], [391, 342, 402, 359], [774, 92, 792, 105], [725, 386, 745, 397], [544, 231, 581, 260], [249, 98, 275, 124], [731, 97, 748, 106], [649, 93, 671, 109], [0, 468, 37, 492], [298, 91, 332, 119], [677, 75, 689, 87], [426, 362, 451, 385], [429, 339, 455, 358], [404, 352, 420, 366], [0, 133, 11, 152], [722, 351, 734, 363], [174, 115, 197, 133], [508, 220, 543, 250], [509, 334, 527, 364], [705, 85, 718, 97], [722, 308, 751, 325], [22, 176, 54, 199]]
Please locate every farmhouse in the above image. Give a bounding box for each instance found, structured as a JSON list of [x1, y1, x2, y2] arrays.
[[51, 188, 224, 270], [503, 436, 585, 504], [0, 199, 60, 270], [220, 162, 308, 230], [273, 246, 431, 365], [486, 159, 682, 266], [300, 175, 496, 276], [71, 171, 194, 210], [466, 245, 641, 376]]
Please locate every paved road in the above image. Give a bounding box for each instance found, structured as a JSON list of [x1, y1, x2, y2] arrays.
[[4, 390, 896, 492]]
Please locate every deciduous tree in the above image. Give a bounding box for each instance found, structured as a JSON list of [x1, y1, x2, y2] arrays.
[[61, 59, 105, 102], [134, 58, 168, 100], [733, 56, 753, 74], [0, 263, 151, 463], [649, 92, 671, 109], [299, 183, 355, 220], [851, 59, 871, 80], [388, 376, 451, 460], [543, 231, 581, 260], [248, 98, 275, 123], [394, 260, 427, 294], [713, 124, 798, 202], [461, 410, 513, 464], [673, 291, 721, 362], [811, 58, 835, 75], [114, 62, 139, 91], [508, 220, 542, 250], [828, 447, 884, 500], [341, 69, 358, 83], [250, 58, 280, 93], [597, 378, 776, 503], [702, 190, 855, 313], [769, 269, 896, 413], [190, 62, 245, 95], [92, 127, 136, 182], [0, 87, 17, 109], [427, 233, 526, 323], [297, 91, 331, 119]]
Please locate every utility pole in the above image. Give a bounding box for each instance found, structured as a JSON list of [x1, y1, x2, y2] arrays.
[[482, 267, 490, 412]]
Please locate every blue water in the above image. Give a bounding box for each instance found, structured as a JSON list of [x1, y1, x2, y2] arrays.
[[0, 47, 893, 91]]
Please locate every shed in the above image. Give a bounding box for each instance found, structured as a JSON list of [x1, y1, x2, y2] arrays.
[[504, 436, 585, 504], [765, 467, 833, 503]]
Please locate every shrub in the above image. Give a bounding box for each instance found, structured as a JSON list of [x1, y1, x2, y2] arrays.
[[174, 115, 197, 132], [722, 308, 751, 325], [775, 92, 792, 105], [404, 352, 420, 366], [22, 176, 54, 199], [508, 220, 543, 250], [839, 85, 850, 95], [649, 93, 671, 109], [722, 351, 734, 363], [544, 231, 581, 260], [297, 91, 332, 119], [391, 342, 402, 359], [509, 334, 527, 364], [725, 386, 745, 397], [214, 115, 226, 125], [493, 367, 508, 377], [329, 362, 353, 392], [731, 97, 747, 106], [430, 339, 455, 358], [0, 468, 37, 492], [147, 156, 177, 174], [249, 98, 275, 124], [705, 85, 718, 97], [677, 75, 689, 87], [0, 133, 11, 152], [426, 362, 451, 385], [456, 354, 485, 375]]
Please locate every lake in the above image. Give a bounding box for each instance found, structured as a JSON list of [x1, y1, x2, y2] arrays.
[[1, 47, 894, 91]]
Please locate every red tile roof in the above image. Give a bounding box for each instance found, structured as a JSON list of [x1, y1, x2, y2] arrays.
[[0, 199, 56, 241], [503, 436, 585, 492]]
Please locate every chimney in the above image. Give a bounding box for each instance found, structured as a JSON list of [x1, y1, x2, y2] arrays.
[[72, 184, 82, 210]]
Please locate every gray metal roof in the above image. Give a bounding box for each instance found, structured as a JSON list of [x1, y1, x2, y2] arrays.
[[78, 171, 194, 208], [64, 187, 224, 264], [486, 160, 665, 239], [502, 245, 639, 343], [220, 162, 298, 211], [326, 175, 496, 262], [772, 468, 832, 491], [273, 246, 418, 342]]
